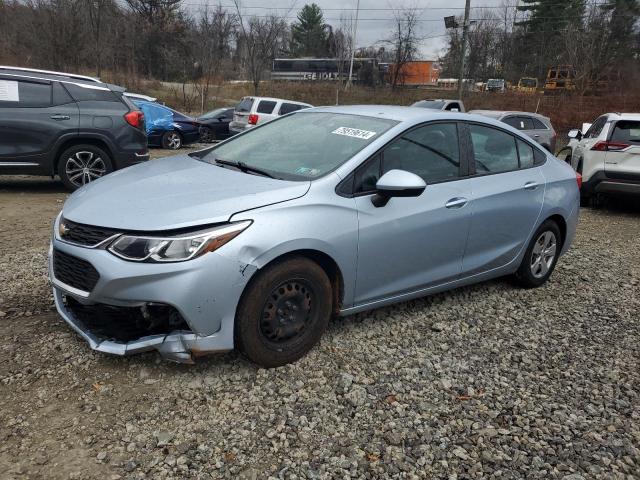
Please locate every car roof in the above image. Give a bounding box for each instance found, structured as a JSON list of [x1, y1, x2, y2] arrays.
[[242, 96, 312, 106], [0, 66, 123, 92], [607, 113, 640, 120], [305, 105, 487, 124], [470, 110, 550, 121], [0, 65, 101, 83]]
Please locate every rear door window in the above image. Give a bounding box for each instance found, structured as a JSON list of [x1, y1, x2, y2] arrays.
[[52, 82, 74, 105], [257, 100, 277, 114], [519, 116, 535, 130], [64, 83, 118, 102], [279, 103, 303, 115], [610, 121, 640, 145], [469, 124, 519, 174]]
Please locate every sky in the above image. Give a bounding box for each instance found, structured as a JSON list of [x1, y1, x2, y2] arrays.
[[182, 0, 508, 59]]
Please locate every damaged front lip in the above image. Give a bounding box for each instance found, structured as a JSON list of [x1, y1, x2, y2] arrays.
[[52, 288, 233, 363]]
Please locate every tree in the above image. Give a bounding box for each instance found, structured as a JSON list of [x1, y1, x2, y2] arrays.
[[234, 1, 288, 95], [386, 8, 420, 89], [327, 15, 353, 84], [291, 3, 330, 57]]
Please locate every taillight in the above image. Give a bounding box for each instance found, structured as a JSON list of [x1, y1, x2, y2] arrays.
[[124, 110, 144, 129], [248, 114, 259, 125], [591, 141, 630, 151], [576, 172, 582, 190]]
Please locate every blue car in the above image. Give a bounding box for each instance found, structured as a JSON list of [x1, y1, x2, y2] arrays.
[[49, 106, 579, 367], [133, 100, 201, 150]]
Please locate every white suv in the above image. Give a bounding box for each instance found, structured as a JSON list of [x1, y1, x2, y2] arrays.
[[229, 96, 312, 134], [565, 113, 640, 204]]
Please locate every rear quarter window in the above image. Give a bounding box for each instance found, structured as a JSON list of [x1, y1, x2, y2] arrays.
[[279, 103, 303, 115], [532, 118, 548, 129]]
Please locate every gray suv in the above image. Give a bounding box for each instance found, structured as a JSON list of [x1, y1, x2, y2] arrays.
[[469, 110, 557, 152], [0, 66, 148, 190]]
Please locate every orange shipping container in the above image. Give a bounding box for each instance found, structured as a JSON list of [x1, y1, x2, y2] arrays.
[[388, 61, 440, 86]]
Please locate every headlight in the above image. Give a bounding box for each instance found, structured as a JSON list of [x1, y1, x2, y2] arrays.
[[107, 221, 251, 262]]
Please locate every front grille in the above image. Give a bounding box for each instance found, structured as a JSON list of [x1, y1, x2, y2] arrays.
[[60, 218, 119, 247], [53, 249, 100, 293], [64, 297, 190, 343]]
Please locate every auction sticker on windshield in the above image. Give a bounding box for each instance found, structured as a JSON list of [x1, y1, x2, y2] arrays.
[[332, 127, 377, 140]]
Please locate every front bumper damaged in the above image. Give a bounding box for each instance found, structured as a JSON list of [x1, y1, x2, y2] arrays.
[[48, 230, 254, 363]]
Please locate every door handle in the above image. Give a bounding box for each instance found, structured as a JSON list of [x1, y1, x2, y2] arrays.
[[523, 181, 539, 190], [533, 134, 540, 138], [445, 197, 468, 209], [50, 114, 70, 120]]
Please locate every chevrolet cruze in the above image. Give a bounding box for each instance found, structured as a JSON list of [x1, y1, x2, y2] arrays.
[[49, 106, 580, 367]]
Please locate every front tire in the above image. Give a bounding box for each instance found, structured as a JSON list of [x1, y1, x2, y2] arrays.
[[515, 220, 561, 288], [200, 127, 216, 143], [161, 130, 182, 150], [235, 257, 332, 368], [58, 144, 113, 191]]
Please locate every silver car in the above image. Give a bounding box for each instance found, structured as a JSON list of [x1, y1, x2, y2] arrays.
[[49, 106, 580, 367], [469, 110, 557, 152]]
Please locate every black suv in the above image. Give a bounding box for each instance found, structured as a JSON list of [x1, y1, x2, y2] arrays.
[[0, 66, 148, 190]]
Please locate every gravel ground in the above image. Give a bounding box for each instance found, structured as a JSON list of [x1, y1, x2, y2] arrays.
[[0, 164, 639, 479]]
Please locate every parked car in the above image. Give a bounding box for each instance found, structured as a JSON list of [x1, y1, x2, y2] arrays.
[[133, 100, 201, 149], [0, 66, 148, 190], [124, 92, 158, 102], [469, 110, 557, 152], [198, 107, 235, 142], [49, 106, 580, 367], [410, 99, 465, 112], [229, 96, 312, 134], [564, 113, 640, 205]]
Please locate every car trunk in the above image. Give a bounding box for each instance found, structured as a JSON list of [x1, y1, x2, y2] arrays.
[[233, 97, 254, 128]]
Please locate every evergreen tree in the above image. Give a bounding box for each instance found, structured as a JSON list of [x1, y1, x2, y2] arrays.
[[291, 4, 330, 57]]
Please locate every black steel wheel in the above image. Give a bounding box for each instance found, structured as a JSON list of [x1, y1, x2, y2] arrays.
[[235, 257, 332, 367]]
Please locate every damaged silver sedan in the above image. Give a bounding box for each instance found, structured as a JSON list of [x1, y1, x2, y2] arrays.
[[49, 106, 579, 366]]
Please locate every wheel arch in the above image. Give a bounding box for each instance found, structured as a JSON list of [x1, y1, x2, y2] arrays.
[[245, 248, 345, 316], [544, 213, 567, 250], [53, 138, 114, 174]]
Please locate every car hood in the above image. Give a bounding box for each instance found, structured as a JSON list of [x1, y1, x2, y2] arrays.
[[63, 155, 310, 231]]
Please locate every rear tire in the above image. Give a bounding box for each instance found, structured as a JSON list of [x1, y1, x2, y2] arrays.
[[161, 130, 182, 150], [58, 144, 113, 191], [514, 220, 561, 288], [235, 257, 332, 368]]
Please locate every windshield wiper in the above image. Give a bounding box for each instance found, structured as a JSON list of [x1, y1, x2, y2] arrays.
[[214, 158, 276, 179]]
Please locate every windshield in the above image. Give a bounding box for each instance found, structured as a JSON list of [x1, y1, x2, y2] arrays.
[[487, 79, 503, 87], [203, 112, 398, 180], [412, 100, 445, 109], [520, 78, 537, 87]]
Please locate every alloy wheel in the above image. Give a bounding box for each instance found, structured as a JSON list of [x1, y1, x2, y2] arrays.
[[65, 151, 106, 188], [260, 279, 314, 343], [167, 132, 181, 149], [530, 231, 557, 278]]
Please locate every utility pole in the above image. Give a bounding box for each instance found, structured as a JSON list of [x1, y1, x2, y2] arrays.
[[457, 0, 471, 99], [346, 0, 360, 90]]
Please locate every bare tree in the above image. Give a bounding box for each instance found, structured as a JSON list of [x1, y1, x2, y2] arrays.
[[328, 15, 353, 85], [233, 1, 289, 95], [87, 0, 114, 77], [192, 5, 237, 113], [386, 8, 420, 89]]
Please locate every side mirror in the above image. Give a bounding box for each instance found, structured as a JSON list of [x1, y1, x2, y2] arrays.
[[372, 169, 426, 207], [567, 129, 582, 140]]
